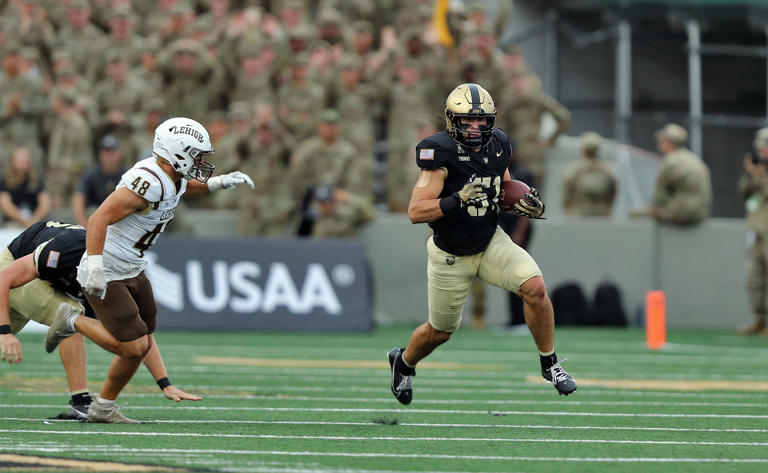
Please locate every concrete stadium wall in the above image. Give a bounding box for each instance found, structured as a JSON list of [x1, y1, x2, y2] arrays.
[[362, 214, 752, 330]]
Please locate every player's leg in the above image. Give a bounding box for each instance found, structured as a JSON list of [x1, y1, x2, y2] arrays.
[[478, 227, 576, 395], [389, 237, 478, 404], [53, 334, 91, 420], [84, 277, 150, 424]]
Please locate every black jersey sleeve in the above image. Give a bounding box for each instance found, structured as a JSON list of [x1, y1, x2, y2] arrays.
[[416, 136, 455, 171], [33, 230, 86, 297]]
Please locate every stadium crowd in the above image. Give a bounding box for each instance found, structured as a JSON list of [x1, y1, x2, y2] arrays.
[[0, 0, 572, 237]]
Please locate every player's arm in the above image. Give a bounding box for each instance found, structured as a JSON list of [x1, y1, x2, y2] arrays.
[[0, 254, 40, 364], [143, 334, 202, 402], [87, 187, 147, 256], [407, 168, 448, 224], [82, 188, 147, 299], [185, 172, 255, 197]]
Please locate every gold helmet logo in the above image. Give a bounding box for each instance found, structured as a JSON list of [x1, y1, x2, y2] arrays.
[[444, 83, 497, 148]]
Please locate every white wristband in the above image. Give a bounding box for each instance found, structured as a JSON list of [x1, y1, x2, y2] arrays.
[[207, 176, 223, 193], [87, 254, 104, 271]]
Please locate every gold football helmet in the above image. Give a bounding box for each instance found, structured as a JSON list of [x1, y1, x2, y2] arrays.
[[444, 83, 496, 148]]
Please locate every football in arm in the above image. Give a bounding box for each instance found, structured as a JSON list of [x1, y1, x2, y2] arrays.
[[498, 179, 531, 212]]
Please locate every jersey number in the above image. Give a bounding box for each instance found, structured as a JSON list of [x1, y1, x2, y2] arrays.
[[133, 223, 165, 257], [467, 176, 501, 217], [130, 177, 151, 196]]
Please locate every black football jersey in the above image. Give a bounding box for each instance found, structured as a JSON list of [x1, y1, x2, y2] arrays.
[[416, 129, 513, 255], [7, 221, 87, 300]]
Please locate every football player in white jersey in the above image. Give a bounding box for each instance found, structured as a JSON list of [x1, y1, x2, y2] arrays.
[[60, 117, 254, 423]]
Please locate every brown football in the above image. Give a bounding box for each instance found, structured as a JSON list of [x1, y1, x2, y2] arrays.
[[499, 179, 531, 211]]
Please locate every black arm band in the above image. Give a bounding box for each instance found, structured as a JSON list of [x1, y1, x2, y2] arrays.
[[439, 194, 461, 215], [156, 377, 172, 390], [0, 325, 11, 334]]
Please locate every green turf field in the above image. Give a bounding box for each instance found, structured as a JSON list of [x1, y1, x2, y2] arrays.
[[2, 326, 768, 473]]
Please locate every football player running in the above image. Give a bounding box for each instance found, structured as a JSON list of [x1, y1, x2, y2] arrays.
[[0, 221, 200, 420], [53, 117, 254, 423], [388, 83, 576, 405]]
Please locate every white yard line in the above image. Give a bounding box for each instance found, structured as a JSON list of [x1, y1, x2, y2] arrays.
[[6, 446, 768, 463], [5, 417, 768, 433], [3, 429, 768, 447], [24, 392, 768, 408], [3, 404, 768, 419]]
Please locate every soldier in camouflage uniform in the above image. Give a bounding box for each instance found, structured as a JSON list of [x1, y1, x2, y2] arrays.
[[386, 58, 431, 211], [738, 127, 768, 335], [239, 110, 296, 237], [277, 53, 326, 143], [55, 0, 106, 82], [561, 132, 617, 216], [498, 68, 571, 186], [326, 55, 376, 158], [92, 51, 144, 157], [646, 124, 712, 225], [309, 185, 376, 238], [46, 89, 94, 209], [95, 8, 145, 79], [231, 36, 276, 105], [0, 43, 46, 162], [159, 38, 226, 119], [290, 109, 362, 207]]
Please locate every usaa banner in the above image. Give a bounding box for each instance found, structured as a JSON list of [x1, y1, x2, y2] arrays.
[[147, 235, 373, 332]]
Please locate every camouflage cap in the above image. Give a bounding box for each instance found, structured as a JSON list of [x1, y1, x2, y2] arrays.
[[288, 22, 316, 40], [580, 132, 602, 153], [55, 87, 79, 105], [237, 35, 263, 58], [281, 0, 304, 10], [468, 0, 488, 12], [170, 38, 201, 54], [291, 52, 310, 66], [655, 123, 688, 147], [3, 39, 21, 54], [351, 20, 374, 34], [170, 2, 193, 15], [110, 7, 133, 20], [317, 7, 342, 27], [754, 127, 768, 149], [55, 63, 76, 78], [318, 108, 340, 123], [68, 0, 90, 9]]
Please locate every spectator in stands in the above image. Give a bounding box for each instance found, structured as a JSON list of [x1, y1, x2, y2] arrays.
[[738, 127, 768, 335], [640, 124, 712, 225], [46, 88, 94, 209], [72, 135, 126, 228], [0, 146, 50, 228], [561, 132, 617, 217], [498, 67, 571, 186], [309, 185, 376, 238]]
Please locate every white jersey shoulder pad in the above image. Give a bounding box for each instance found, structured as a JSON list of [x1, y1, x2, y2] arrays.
[[119, 159, 168, 203]]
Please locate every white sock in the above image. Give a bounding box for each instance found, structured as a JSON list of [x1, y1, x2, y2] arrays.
[[539, 349, 555, 357], [97, 397, 115, 407], [65, 312, 82, 332]]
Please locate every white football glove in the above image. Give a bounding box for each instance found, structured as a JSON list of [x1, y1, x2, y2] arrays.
[[84, 255, 107, 300], [207, 171, 255, 192]]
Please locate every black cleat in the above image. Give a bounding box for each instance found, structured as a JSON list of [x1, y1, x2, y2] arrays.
[[542, 360, 577, 396], [49, 402, 89, 421], [387, 347, 415, 405]]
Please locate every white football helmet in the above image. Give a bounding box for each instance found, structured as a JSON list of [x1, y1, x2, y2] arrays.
[[153, 117, 215, 183]]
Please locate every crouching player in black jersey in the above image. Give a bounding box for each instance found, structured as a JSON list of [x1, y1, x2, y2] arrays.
[[0, 221, 200, 420], [388, 83, 577, 404]]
